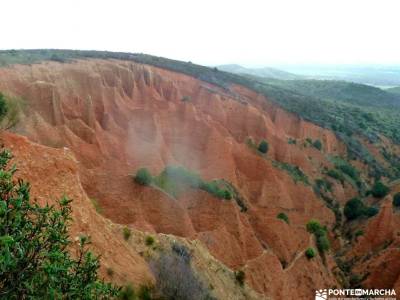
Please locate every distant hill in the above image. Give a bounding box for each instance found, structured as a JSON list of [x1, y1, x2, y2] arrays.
[[217, 64, 301, 80], [272, 64, 400, 87], [387, 86, 400, 95], [246, 76, 400, 108]]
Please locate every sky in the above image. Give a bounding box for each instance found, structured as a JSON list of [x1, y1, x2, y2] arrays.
[[2, 0, 400, 66]]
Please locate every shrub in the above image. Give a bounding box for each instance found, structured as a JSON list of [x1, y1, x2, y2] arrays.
[[315, 178, 332, 193], [258, 139, 269, 154], [181, 96, 191, 102], [0, 92, 9, 122], [118, 284, 136, 300], [145, 235, 155, 246], [149, 246, 213, 300], [326, 169, 345, 184], [344, 197, 379, 220], [272, 160, 309, 185], [0, 148, 119, 298], [123, 227, 132, 241], [312, 139, 322, 151], [288, 138, 297, 145], [0, 93, 23, 130], [364, 206, 379, 217], [393, 192, 400, 207], [305, 248, 316, 259], [344, 198, 365, 220], [234, 270, 245, 286], [306, 220, 330, 253], [171, 243, 192, 263], [337, 163, 358, 180], [134, 168, 152, 186], [315, 231, 330, 252], [355, 229, 364, 238], [370, 181, 390, 198], [277, 212, 289, 224], [137, 285, 152, 300], [306, 219, 322, 234]]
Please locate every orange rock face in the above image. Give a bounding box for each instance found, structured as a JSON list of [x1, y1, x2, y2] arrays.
[[0, 59, 354, 299], [0, 132, 154, 287]]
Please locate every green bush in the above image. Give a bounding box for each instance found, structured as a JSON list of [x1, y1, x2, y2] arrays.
[[393, 192, 400, 207], [135, 168, 152, 186], [306, 219, 322, 234], [123, 227, 132, 241], [305, 248, 316, 259], [337, 163, 358, 181], [0, 92, 9, 122], [364, 206, 379, 217], [370, 181, 390, 198], [344, 197, 379, 220], [312, 139, 322, 151], [315, 178, 332, 193], [118, 284, 136, 300], [277, 212, 289, 224], [234, 270, 245, 286], [258, 139, 269, 154], [306, 220, 330, 253], [145, 235, 155, 246], [344, 198, 365, 220], [0, 148, 119, 299], [315, 231, 330, 252], [326, 169, 345, 184], [355, 229, 364, 237], [272, 160, 309, 185]]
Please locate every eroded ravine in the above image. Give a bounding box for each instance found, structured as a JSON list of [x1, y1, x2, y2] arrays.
[[1, 58, 398, 299]]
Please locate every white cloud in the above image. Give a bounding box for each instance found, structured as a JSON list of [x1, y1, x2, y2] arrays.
[[1, 0, 399, 65]]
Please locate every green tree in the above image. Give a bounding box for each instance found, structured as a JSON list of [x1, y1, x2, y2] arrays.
[[258, 140, 269, 154], [135, 168, 152, 186], [0, 148, 118, 299], [370, 181, 390, 198], [344, 197, 365, 220]]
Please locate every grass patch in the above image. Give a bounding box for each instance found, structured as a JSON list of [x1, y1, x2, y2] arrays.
[[272, 160, 309, 185]]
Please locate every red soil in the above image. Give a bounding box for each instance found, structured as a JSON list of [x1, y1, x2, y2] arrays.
[[0, 59, 371, 299]]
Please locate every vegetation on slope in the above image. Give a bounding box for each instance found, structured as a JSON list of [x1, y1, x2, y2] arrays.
[[133, 166, 247, 211], [0, 149, 119, 299]]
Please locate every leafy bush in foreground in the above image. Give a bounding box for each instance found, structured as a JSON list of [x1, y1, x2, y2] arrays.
[[0, 148, 118, 299]]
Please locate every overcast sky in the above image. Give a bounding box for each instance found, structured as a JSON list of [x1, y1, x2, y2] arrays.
[[2, 0, 399, 66]]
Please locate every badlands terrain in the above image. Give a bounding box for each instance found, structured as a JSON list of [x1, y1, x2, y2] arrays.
[[0, 50, 400, 299]]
